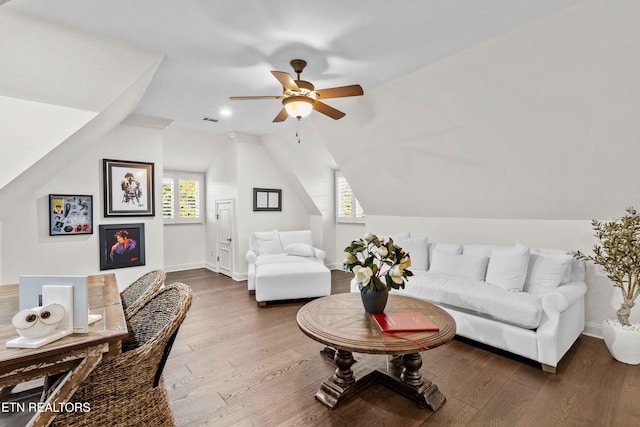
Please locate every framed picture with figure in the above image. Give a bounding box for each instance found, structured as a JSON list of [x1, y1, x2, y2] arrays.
[[103, 159, 155, 217], [49, 194, 93, 235], [98, 223, 146, 270]]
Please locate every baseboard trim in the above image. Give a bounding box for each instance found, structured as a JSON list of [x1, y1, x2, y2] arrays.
[[165, 262, 206, 273], [582, 321, 603, 339]]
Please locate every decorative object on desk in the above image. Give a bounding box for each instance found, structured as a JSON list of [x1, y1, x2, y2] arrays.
[[99, 223, 146, 270], [19, 276, 88, 332], [103, 159, 155, 217], [253, 188, 281, 211], [6, 299, 74, 349], [49, 194, 93, 235], [343, 233, 413, 313], [575, 207, 640, 365], [12, 304, 65, 338]]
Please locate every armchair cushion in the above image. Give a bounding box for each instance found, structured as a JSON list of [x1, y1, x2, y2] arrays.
[[284, 243, 315, 257], [279, 230, 313, 248], [252, 230, 283, 255]]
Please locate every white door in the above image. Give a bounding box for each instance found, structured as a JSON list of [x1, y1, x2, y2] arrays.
[[215, 199, 234, 278]]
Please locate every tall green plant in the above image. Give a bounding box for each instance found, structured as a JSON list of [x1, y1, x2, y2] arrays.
[[575, 207, 640, 326]]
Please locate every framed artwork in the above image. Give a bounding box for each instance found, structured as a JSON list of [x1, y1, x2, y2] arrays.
[[103, 159, 155, 217], [253, 188, 282, 212], [98, 223, 145, 270], [49, 194, 93, 235]]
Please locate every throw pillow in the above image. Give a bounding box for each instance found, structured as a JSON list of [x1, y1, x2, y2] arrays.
[[252, 230, 283, 255], [284, 243, 315, 258], [524, 252, 573, 295], [429, 250, 489, 281], [395, 236, 429, 271], [485, 246, 530, 291], [279, 230, 313, 248]]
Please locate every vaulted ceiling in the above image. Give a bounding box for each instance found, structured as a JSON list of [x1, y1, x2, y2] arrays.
[[5, 0, 578, 136]]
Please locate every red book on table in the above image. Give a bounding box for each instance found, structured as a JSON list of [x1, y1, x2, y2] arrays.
[[372, 312, 440, 332]]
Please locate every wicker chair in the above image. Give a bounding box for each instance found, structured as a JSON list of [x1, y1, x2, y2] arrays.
[[120, 269, 167, 317], [50, 282, 193, 427]]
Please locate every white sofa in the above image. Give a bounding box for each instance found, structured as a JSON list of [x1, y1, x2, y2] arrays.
[[350, 235, 586, 373], [246, 230, 331, 306]]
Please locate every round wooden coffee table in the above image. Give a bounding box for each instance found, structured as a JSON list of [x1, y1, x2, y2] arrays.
[[297, 293, 456, 411]]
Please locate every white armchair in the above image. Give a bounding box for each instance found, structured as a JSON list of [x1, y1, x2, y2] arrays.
[[246, 230, 331, 306]]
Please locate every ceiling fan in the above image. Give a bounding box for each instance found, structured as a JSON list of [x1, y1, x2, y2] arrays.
[[230, 59, 364, 122]]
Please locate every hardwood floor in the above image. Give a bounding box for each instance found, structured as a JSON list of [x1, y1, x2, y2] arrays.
[[162, 269, 639, 427], [1, 268, 637, 426]]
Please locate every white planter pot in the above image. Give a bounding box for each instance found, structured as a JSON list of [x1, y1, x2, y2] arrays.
[[601, 319, 640, 365]]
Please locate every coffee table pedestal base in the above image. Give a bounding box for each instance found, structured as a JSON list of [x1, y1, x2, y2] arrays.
[[315, 351, 446, 412]]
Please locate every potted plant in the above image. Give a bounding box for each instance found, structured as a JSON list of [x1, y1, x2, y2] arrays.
[[343, 233, 413, 313], [575, 207, 640, 364]]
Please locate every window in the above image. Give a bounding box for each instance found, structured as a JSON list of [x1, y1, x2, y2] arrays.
[[336, 170, 365, 223], [162, 171, 205, 224]]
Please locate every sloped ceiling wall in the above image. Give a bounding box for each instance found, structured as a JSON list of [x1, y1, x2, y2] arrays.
[[315, 0, 640, 221], [0, 7, 163, 191]]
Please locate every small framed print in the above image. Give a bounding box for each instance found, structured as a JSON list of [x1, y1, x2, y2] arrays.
[[253, 188, 281, 212], [49, 194, 93, 235], [98, 223, 146, 270], [103, 159, 155, 217]]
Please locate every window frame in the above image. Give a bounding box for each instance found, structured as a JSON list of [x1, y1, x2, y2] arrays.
[[162, 170, 205, 225], [335, 170, 365, 224]]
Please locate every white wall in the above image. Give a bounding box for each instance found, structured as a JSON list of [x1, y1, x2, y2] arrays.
[[162, 126, 229, 272], [317, 0, 640, 222], [234, 133, 311, 278], [0, 123, 164, 290], [262, 127, 338, 266]]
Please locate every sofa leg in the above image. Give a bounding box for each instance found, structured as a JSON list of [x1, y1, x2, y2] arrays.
[[257, 301, 266, 307], [249, 290, 255, 295], [541, 364, 556, 374]]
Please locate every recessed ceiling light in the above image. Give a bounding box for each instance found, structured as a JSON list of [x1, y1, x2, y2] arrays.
[[219, 108, 232, 118]]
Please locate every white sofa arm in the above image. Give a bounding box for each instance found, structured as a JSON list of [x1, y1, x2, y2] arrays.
[[313, 248, 326, 261], [541, 282, 587, 315], [246, 249, 257, 264]]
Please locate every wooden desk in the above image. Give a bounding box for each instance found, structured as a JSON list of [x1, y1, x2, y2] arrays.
[[297, 293, 456, 411], [0, 273, 128, 427]]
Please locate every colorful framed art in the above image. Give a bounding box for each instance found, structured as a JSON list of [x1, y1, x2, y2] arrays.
[[49, 194, 93, 235], [98, 223, 146, 270], [103, 159, 155, 217]]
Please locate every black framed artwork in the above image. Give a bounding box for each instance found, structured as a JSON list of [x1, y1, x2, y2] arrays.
[[253, 188, 282, 211], [49, 194, 93, 236], [103, 159, 155, 217], [98, 223, 145, 270]]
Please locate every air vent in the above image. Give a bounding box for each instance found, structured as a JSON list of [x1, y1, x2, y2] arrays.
[[202, 117, 219, 123]]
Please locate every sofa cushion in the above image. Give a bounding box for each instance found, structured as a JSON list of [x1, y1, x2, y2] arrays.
[[284, 243, 315, 258], [429, 251, 489, 281], [252, 230, 284, 255], [395, 271, 543, 329], [279, 230, 313, 248], [486, 246, 530, 292], [395, 236, 429, 271], [255, 254, 315, 266], [524, 251, 573, 296]]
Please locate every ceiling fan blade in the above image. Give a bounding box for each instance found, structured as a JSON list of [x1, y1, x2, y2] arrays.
[[315, 84, 364, 99], [271, 71, 299, 91], [272, 108, 289, 122], [229, 95, 283, 100], [313, 101, 346, 120]]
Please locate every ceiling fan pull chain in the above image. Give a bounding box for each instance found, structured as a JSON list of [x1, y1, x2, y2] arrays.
[[296, 118, 301, 144]]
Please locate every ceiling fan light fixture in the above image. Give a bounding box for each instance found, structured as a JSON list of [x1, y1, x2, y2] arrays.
[[283, 96, 314, 119]]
